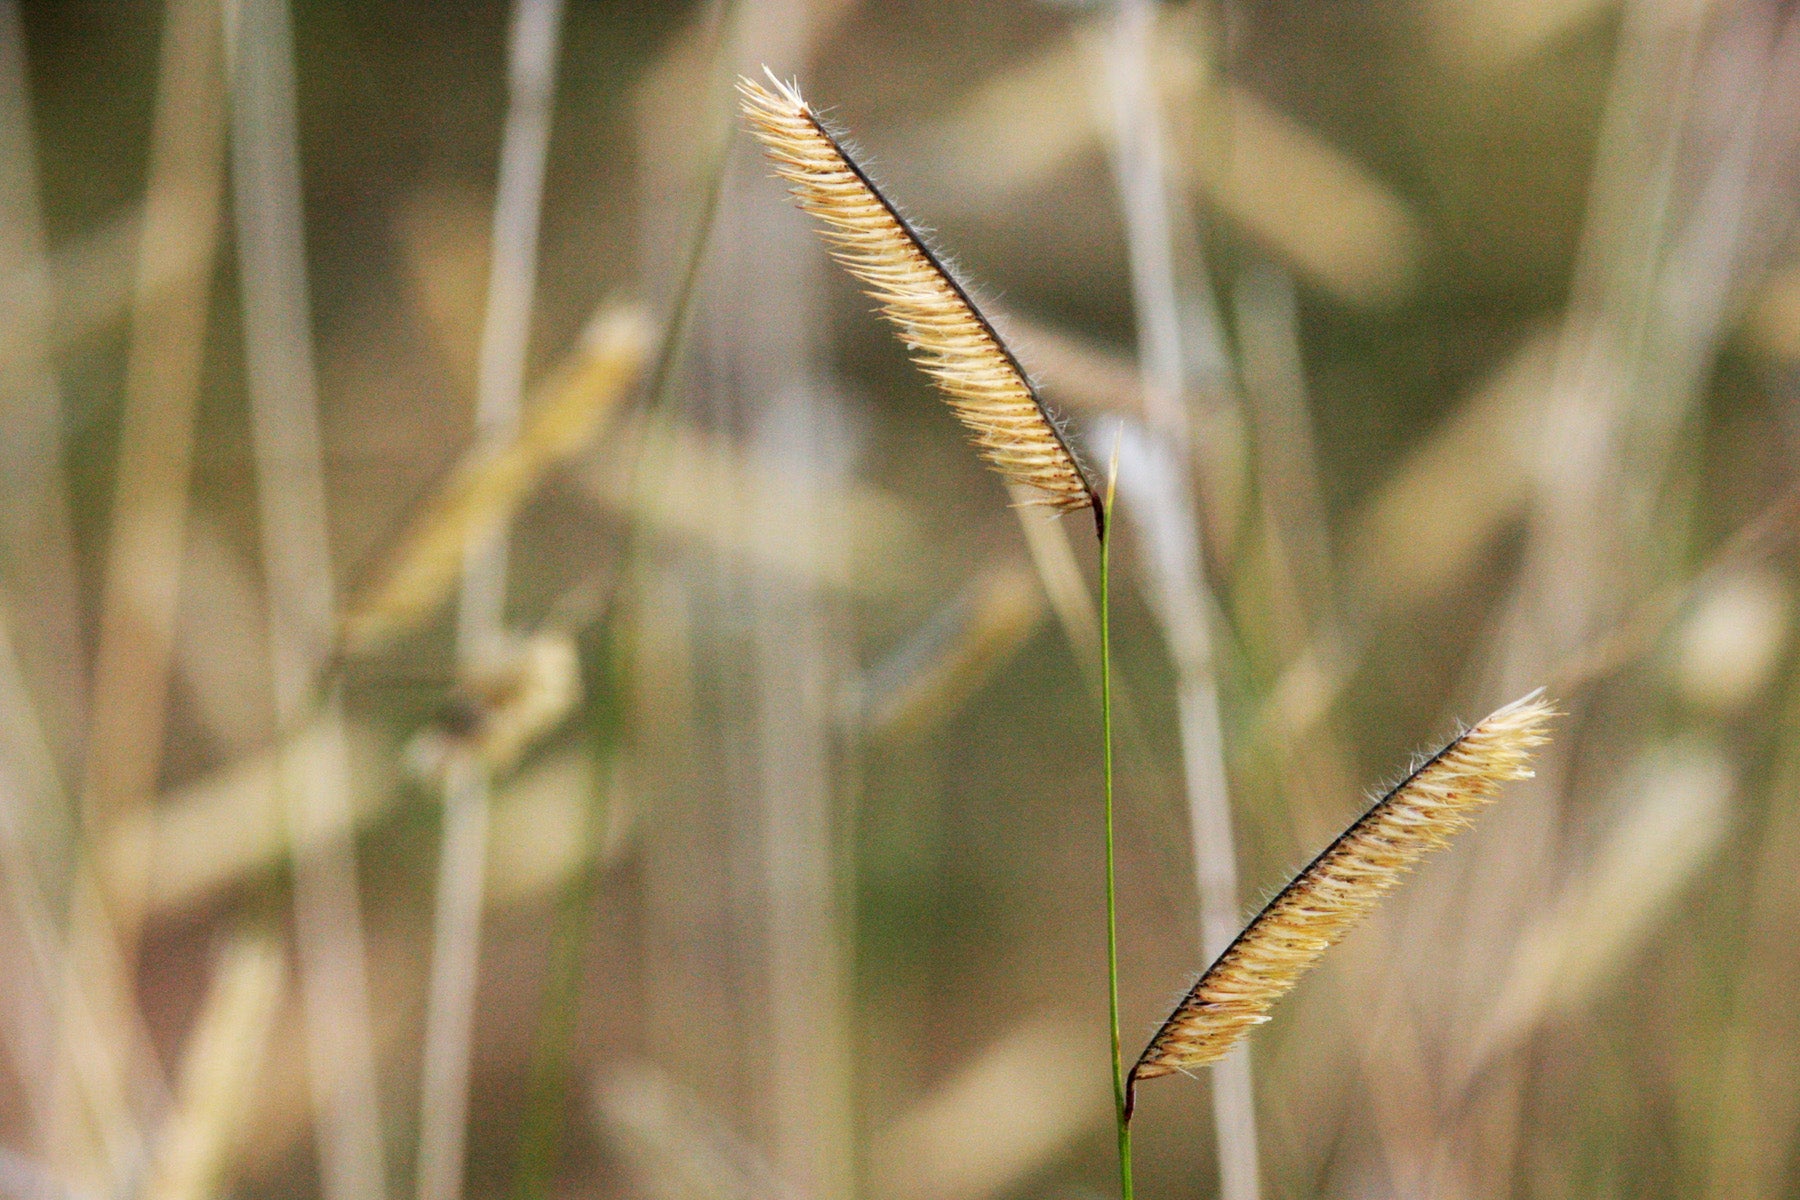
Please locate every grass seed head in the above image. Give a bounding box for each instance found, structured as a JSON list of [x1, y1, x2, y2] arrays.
[[737, 70, 1100, 531], [1127, 689, 1557, 1117]]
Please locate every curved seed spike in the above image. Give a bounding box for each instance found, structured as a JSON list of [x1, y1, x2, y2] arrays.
[[1126, 689, 1557, 1120], [738, 70, 1101, 535]]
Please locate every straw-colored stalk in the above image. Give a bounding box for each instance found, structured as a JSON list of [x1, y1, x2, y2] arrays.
[[49, 0, 227, 1184], [142, 937, 286, 1200], [228, 2, 389, 1197], [1005, 482, 1101, 682], [339, 303, 651, 656], [736, 71, 1099, 533], [1468, 739, 1730, 1079], [584, 413, 921, 598], [892, 8, 1424, 306], [0, 0, 85, 774], [100, 717, 391, 917], [414, 4, 568, 1199], [1127, 690, 1556, 1117]]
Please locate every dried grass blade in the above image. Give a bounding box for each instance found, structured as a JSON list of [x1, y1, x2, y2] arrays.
[[340, 304, 650, 656], [142, 937, 286, 1200], [1127, 690, 1556, 1115], [736, 71, 1100, 530]]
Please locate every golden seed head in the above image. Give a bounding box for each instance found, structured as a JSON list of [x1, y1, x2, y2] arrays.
[[737, 70, 1098, 525], [1128, 689, 1556, 1109]]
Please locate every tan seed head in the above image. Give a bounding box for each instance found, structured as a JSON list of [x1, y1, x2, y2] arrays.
[[1127, 689, 1557, 1118], [738, 70, 1100, 534]]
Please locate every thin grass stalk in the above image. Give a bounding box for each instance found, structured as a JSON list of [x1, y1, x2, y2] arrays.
[[1114, 425, 1261, 1174], [866, 1012, 1106, 1200], [225, 3, 388, 1199], [1104, 0, 1193, 440], [507, 842, 599, 1200], [0, 0, 86, 783], [615, 13, 746, 1176], [742, 69, 1107, 1196], [597, 1062, 791, 1200], [78, 0, 225, 917], [1231, 264, 1333, 634], [68, 22, 226, 1167], [1465, 741, 1731, 1080], [1099, 471, 1133, 1200], [1703, 665, 1800, 1200], [417, 5, 565, 1200], [141, 937, 286, 1200], [337, 305, 649, 658], [603, 15, 739, 1023], [0, 612, 139, 1174], [0, 608, 66, 1144], [1006, 484, 1102, 688], [748, 514, 855, 1200], [457, 0, 566, 636], [631, 1, 739, 321], [611, 52, 734, 546], [745, 508, 858, 1200], [1457, 9, 1800, 1162], [1101, 4, 1260, 1194], [1498, 0, 1710, 679], [859, 564, 1046, 743], [55, 0, 227, 1181], [415, 758, 490, 1200], [0, 203, 208, 369], [55, 890, 157, 1190]]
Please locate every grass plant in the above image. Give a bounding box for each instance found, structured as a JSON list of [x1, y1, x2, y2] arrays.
[[14, 8, 1799, 1200], [738, 66, 1134, 1192], [742, 68, 1557, 1196]]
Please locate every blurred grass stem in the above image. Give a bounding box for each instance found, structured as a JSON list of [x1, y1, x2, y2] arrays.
[[225, 2, 388, 1198], [507, 847, 599, 1200], [1102, 3, 1259, 1195], [56, 0, 227, 1180], [142, 937, 285, 1200], [1450, 2, 1791, 1190], [0, 0, 85, 780], [417, 4, 565, 1200], [0, 633, 138, 1180], [80, 0, 225, 908]]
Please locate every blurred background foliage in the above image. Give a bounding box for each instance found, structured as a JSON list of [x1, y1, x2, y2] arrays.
[[4, 1, 1800, 1198]]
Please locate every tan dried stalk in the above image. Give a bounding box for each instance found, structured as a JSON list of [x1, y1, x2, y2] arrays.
[[142, 937, 286, 1200], [339, 303, 650, 656], [1127, 689, 1556, 1117], [737, 70, 1100, 532]]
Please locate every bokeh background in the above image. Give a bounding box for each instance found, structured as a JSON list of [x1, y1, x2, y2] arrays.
[[4, 1, 1800, 1198]]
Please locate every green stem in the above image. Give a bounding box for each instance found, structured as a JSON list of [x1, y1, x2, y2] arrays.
[[508, 856, 596, 1200], [1101, 511, 1134, 1200]]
